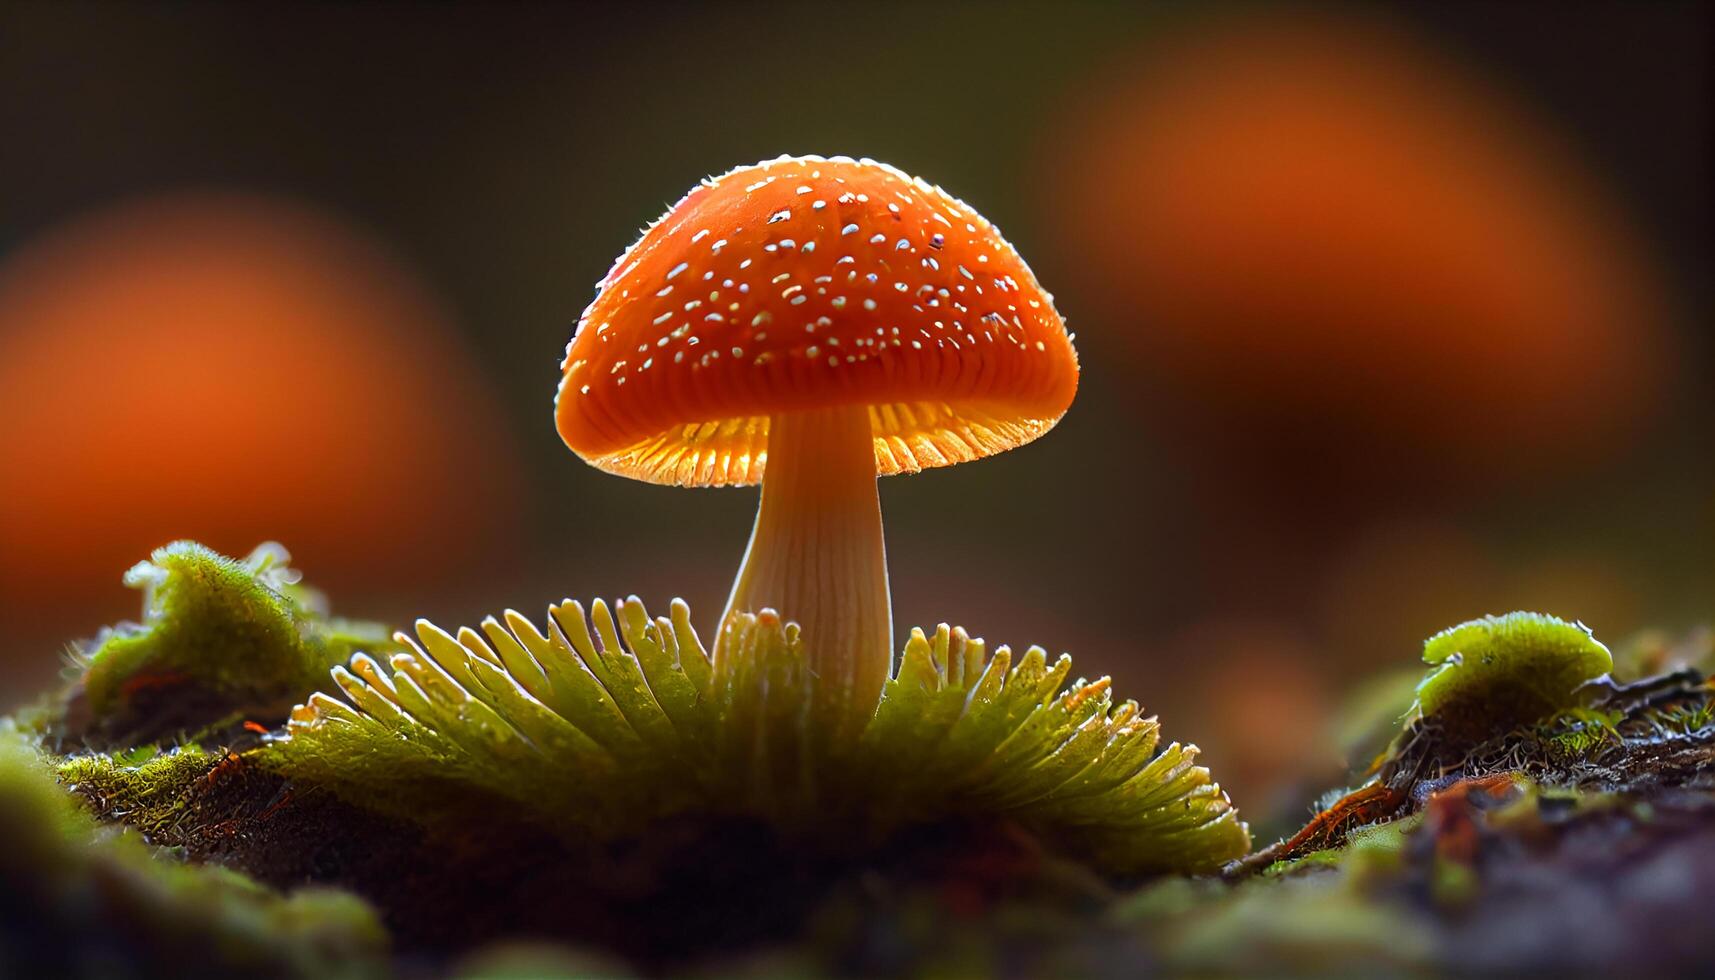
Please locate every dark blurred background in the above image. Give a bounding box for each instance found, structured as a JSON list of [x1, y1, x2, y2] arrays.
[[0, 1, 1707, 820]]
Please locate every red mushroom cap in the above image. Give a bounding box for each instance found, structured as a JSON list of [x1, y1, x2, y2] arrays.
[[556, 155, 1078, 486]]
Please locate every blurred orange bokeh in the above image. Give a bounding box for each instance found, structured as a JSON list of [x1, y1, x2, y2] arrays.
[[1316, 520, 1501, 674], [0, 192, 523, 639], [1045, 14, 1673, 485], [1170, 618, 1333, 810]]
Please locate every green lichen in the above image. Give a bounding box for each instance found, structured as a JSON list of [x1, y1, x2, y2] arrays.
[[263, 596, 1249, 875], [1411, 612, 1613, 748], [68, 541, 398, 744], [0, 735, 384, 978]]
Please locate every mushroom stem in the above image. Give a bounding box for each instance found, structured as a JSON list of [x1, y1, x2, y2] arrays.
[[718, 404, 892, 731]]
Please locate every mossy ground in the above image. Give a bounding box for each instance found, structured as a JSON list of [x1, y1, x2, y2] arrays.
[[0, 736, 385, 979], [10, 544, 1715, 976], [43, 591, 1246, 968], [54, 542, 398, 749]]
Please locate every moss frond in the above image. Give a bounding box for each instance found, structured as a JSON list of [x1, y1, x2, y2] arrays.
[[863, 623, 1249, 873], [266, 597, 1248, 875], [67, 541, 399, 744]]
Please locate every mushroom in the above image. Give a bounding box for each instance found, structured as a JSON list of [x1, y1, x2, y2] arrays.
[[556, 155, 1078, 732]]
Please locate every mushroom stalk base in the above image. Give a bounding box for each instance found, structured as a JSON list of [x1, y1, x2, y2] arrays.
[[719, 405, 892, 735]]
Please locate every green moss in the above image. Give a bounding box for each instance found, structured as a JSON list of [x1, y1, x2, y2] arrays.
[[1343, 816, 1415, 871], [1260, 816, 1418, 879], [1164, 873, 1435, 973], [263, 596, 1249, 875], [57, 746, 218, 840], [1644, 696, 1715, 737], [864, 622, 1250, 874], [69, 541, 399, 744], [1538, 709, 1624, 762], [1411, 612, 1612, 747], [12, 530, 1714, 975], [0, 735, 385, 978]]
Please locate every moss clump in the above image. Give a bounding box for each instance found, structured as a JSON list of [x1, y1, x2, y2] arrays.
[[265, 597, 1248, 876], [0, 736, 385, 979], [65, 541, 398, 745], [57, 746, 219, 842], [1411, 612, 1612, 749], [1239, 613, 1714, 883]]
